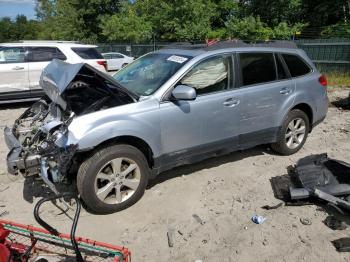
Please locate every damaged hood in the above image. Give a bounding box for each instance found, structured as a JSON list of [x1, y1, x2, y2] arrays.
[[39, 59, 138, 110]]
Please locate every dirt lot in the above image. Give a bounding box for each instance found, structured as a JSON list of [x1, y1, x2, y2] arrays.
[[0, 88, 350, 262]]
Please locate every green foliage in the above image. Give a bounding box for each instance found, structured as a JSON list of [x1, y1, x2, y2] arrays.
[[0, 15, 41, 42], [225, 16, 272, 40], [300, 0, 349, 27], [133, 0, 216, 41], [225, 16, 306, 40], [273, 22, 305, 39], [0, 0, 348, 43], [240, 0, 303, 27], [35, 0, 122, 42], [101, 4, 153, 43], [321, 23, 350, 38]]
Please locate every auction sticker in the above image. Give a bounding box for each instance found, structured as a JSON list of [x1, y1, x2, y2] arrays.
[[167, 55, 188, 63]]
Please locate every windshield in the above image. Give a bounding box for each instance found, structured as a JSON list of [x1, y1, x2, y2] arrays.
[[113, 53, 192, 96]]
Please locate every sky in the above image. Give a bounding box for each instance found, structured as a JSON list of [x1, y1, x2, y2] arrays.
[[0, 0, 36, 20]]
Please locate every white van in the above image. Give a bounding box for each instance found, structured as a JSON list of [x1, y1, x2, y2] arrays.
[[0, 41, 107, 103]]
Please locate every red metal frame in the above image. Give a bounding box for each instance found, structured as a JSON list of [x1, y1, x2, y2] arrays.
[[0, 219, 131, 262]]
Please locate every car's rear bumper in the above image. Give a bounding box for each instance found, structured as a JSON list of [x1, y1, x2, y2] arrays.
[[4, 127, 40, 175]]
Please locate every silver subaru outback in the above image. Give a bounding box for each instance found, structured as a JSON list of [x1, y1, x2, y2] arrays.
[[4, 41, 328, 213]]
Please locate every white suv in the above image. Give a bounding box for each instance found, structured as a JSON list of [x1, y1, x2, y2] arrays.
[[0, 41, 107, 103]]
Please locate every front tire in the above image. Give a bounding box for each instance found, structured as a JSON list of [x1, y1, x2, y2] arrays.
[[271, 109, 310, 155], [77, 144, 149, 214]]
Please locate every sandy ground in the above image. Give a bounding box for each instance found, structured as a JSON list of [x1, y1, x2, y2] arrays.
[[0, 88, 350, 262]]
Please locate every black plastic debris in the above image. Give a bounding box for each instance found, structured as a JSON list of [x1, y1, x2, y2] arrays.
[[289, 153, 350, 201], [271, 153, 350, 209], [271, 153, 350, 252], [333, 238, 350, 252], [324, 216, 347, 230]]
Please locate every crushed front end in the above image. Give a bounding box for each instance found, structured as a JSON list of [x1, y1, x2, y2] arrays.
[[4, 59, 137, 194], [5, 99, 77, 188]]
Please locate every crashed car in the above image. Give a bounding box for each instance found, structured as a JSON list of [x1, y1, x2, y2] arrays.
[[4, 41, 328, 214]]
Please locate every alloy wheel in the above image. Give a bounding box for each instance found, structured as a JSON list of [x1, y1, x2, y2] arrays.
[[94, 157, 141, 204], [285, 117, 306, 149]]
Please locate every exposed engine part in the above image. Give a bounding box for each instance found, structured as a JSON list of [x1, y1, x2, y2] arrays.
[[40, 158, 60, 195]]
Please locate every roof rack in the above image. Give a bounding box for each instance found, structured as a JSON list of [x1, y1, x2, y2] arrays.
[[204, 40, 297, 50], [164, 42, 207, 49]]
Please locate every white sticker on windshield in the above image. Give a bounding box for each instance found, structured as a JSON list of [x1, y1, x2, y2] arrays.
[[144, 88, 153, 95], [167, 55, 188, 64]]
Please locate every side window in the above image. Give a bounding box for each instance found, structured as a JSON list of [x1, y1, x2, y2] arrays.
[[0, 47, 25, 64], [275, 54, 288, 80], [55, 48, 67, 60], [28, 47, 66, 62], [239, 53, 276, 86], [282, 54, 311, 77], [112, 54, 124, 59], [104, 54, 111, 59], [180, 55, 231, 95]]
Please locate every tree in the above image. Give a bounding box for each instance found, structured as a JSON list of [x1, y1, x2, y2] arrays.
[[225, 16, 273, 40], [240, 0, 303, 27], [0, 17, 13, 42], [272, 22, 305, 39], [35, 0, 123, 42], [101, 4, 153, 43], [134, 0, 216, 41]]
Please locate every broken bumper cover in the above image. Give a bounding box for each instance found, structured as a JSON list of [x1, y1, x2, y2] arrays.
[[4, 127, 41, 175]]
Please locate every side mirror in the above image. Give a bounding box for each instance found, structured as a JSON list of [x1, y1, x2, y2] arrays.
[[171, 85, 196, 101]]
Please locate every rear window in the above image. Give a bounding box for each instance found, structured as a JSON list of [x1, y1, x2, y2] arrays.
[[112, 54, 124, 59], [282, 54, 311, 77], [239, 53, 276, 86], [27, 47, 66, 62], [71, 47, 103, 59]]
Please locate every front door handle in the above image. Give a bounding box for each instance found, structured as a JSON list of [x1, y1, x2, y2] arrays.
[[280, 87, 291, 95], [12, 66, 25, 70], [223, 98, 240, 107]]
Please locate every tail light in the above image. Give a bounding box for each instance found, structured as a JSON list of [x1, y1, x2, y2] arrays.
[[319, 74, 327, 87], [97, 60, 107, 71]]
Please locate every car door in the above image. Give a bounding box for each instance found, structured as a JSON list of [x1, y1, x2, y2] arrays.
[[0, 46, 29, 97], [27, 46, 67, 96], [237, 52, 295, 149], [112, 53, 125, 69], [159, 54, 240, 168]]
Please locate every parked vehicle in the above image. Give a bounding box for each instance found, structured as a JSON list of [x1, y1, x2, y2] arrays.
[[4, 40, 328, 214], [0, 41, 107, 103], [102, 52, 134, 71]]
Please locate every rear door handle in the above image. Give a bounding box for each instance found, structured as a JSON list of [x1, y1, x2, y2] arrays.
[[280, 87, 291, 95], [12, 66, 24, 70], [223, 98, 240, 107]]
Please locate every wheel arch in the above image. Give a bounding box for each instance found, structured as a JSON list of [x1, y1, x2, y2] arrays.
[[95, 136, 155, 169], [74, 135, 155, 174], [290, 103, 313, 131]]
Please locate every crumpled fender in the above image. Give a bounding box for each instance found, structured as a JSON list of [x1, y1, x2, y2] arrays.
[[67, 114, 161, 158]]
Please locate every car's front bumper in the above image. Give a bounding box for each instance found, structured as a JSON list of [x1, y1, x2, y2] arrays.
[[4, 127, 41, 175]]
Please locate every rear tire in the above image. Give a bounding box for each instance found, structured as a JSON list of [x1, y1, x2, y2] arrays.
[[77, 144, 149, 214], [122, 63, 128, 68], [271, 109, 310, 155]]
